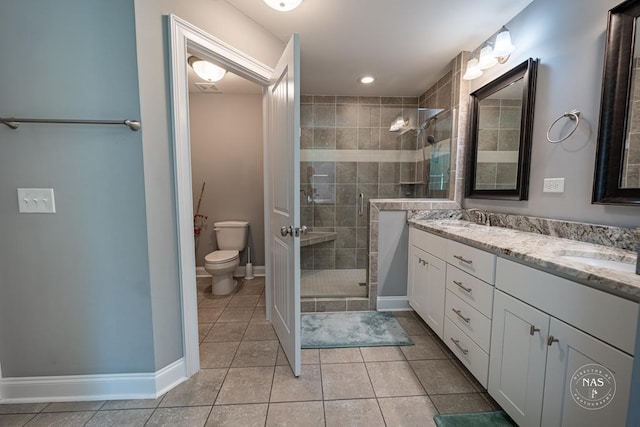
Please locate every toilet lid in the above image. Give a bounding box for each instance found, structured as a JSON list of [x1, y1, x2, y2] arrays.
[[205, 250, 239, 264]]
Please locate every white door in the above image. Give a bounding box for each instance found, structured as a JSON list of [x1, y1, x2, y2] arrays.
[[265, 34, 301, 376]]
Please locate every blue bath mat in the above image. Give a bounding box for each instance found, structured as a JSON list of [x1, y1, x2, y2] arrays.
[[301, 311, 414, 348], [434, 411, 516, 427]]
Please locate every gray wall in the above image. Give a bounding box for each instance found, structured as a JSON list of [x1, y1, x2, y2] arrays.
[[0, 0, 154, 376], [189, 93, 265, 266], [464, 0, 639, 229], [377, 211, 409, 297]]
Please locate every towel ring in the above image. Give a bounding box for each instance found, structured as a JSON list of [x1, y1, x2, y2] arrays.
[[546, 110, 581, 143]]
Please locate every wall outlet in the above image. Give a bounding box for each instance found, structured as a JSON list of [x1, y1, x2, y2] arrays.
[[17, 188, 56, 213], [543, 178, 565, 193]]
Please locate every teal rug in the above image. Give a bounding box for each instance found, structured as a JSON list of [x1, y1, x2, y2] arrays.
[[434, 411, 516, 427], [301, 311, 413, 348]]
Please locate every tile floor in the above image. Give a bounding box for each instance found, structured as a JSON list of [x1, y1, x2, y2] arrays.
[[0, 277, 500, 426]]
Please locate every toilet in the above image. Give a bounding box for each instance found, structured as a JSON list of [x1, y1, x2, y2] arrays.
[[204, 220, 250, 295]]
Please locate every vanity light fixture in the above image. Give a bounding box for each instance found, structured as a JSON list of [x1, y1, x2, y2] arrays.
[[264, 0, 303, 12], [492, 26, 516, 63], [359, 75, 375, 84], [462, 58, 483, 80], [478, 44, 499, 70], [389, 114, 408, 132], [188, 56, 227, 82]]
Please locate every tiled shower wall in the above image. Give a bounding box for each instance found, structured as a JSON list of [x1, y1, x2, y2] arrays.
[[623, 57, 640, 188], [300, 95, 419, 270]]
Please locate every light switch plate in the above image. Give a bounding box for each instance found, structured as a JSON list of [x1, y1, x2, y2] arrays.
[[17, 188, 56, 213], [543, 178, 565, 193]]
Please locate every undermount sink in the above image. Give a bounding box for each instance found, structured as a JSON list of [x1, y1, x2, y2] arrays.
[[556, 250, 637, 273]]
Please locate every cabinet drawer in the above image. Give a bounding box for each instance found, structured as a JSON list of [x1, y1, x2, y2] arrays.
[[409, 227, 447, 260], [496, 257, 638, 355], [444, 316, 489, 388], [445, 290, 492, 352], [446, 265, 494, 318], [446, 240, 496, 284]]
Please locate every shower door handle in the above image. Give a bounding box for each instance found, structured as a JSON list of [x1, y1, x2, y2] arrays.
[[358, 193, 364, 216]]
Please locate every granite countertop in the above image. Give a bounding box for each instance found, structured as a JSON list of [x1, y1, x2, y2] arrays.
[[409, 219, 640, 302]]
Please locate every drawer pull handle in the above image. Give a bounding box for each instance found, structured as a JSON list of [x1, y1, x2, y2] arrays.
[[530, 325, 540, 336], [452, 308, 471, 323], [450, 338, 469, 355], [547, 335, 559, 346], [453, 254, 473, 265], [453, 280, 472, 293]]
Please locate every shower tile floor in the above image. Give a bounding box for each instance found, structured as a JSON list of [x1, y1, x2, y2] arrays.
[[0, 277, 501, 426], [301, 269, 367, 298]]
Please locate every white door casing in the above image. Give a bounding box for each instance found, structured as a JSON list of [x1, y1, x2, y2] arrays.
[[265, 34, 301, 377]]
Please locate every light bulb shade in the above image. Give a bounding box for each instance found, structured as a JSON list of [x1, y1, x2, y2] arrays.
[[462, 58, 483, 80], [478, 45, 498, 70], [189, 57, 227, 82], [264, 0, 303, 11], [493, 27, 515, 58]]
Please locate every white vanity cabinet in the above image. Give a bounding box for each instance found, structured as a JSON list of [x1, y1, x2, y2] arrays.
[[407, 228, 447, 338], [490, 258, 637, 427]]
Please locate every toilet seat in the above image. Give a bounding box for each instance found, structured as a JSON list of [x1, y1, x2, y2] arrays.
[[205, 250, 239, 265]]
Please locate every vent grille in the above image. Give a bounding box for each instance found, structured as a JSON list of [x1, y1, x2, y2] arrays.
[[195, 82, 223, 94]]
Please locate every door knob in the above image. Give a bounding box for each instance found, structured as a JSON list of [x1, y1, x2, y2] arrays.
[[280, 226, 293, 237], [295, 225, 308, 237]]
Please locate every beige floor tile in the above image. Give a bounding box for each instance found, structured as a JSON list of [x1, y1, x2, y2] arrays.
[[410, 359, 476, 394], [359, 346, 405, 362], [217, 307, 255, 323], [276, 346, 290, 366], [400, 335, 448, 360], [198, 295, 232, 308], [321, 363, 374, 400], [395, 315, 432, 336], [270, 365, 322, 402], [324, 399, 385, 427], [145, 406, 211, 427], [199, 323, 213, 342], [243, 322, 277, 341], [197, 307, 224, 323], [203, 322, 248, 342], [378, 396, 438, 426], [251, 307, 267, 322], [266, 401, 324, 427], [236, 281, 265, 296], [0, 403, 47, 414], [231, 340, 279, 367], [430, 392, 493, 414], [0, 414, 35, 426], [228, 294, 261, 307], [319, 348, 363, 364], [42, 401, 105, 412], [206, 404, 267, 427], [302, 349, 320, 364], [199, 341, 239, 368], [23, 411, 95, 427], [85, 409, 154, 427], [258, 295, 266, 306], [101, 396, 163, 411], [216, 367, 274, 405], [366, 361, 426, 397], [159, 368, 227, 407]]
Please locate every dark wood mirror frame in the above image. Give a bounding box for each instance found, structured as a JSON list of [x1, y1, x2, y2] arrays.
[[593, 0, 640, 205], [465, 58, 538, 200]]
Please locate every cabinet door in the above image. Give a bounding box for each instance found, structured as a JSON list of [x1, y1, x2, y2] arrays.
[[541, 318, 633, 427], [407, 245, 446, 338], [489, 290, 549, 427]]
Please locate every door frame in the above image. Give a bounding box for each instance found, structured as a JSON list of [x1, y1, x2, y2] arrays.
[[166, 14, 274, 376]]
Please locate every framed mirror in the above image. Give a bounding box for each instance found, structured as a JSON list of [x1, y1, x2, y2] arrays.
[[593, 0, 640, 205], [465, 58, 538, 200]]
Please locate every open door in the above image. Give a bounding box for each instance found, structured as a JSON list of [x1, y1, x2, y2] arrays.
[[264, 34, 302, 376]]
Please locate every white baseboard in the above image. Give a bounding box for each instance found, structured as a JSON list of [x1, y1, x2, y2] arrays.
[[196, 265, 265, 278], [0, 358, 186, 403], [377, 296, 411, 311]]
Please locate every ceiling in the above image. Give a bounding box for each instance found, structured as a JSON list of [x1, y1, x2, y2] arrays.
[[222, 0, 534, 96]]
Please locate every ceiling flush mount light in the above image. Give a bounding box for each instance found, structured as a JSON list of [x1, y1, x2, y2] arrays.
[[478, 44, 498, 70], [493, 26, 516, 63], [188, 56, 227, 82], [264, 0, 303, 11], [359, 76, 375, 84], [462, 58, 483, 80]]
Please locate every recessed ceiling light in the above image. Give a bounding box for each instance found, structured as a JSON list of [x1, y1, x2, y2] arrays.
[[264, 0, 303, 11], [359, 76, 375, 84]]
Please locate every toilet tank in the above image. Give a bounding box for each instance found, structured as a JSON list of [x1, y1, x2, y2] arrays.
[[214, 221, 249, 250]]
